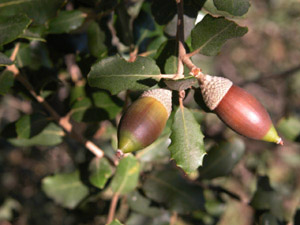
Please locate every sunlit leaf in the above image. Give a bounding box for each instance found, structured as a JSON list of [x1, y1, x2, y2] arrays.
[[42, 170, 89, 209], [9, 123, 64, 147], [89, 157, 113, 189], [110, 154, 140, 195], [87, 56, 161, 95], [213, 0, 250, 16], [169, 107, 205, 174], [191, 14, 248, 56]]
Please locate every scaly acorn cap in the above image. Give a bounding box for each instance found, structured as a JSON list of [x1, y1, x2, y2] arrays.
[[141, 88, 172, 116], [198, 74, 233, 110]]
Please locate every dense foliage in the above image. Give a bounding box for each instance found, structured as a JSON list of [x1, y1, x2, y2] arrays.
[[0, 0, 300, 225]]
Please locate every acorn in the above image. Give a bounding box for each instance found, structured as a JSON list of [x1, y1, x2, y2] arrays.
[[197, 74, 283, 145], [117, 88, 172, 153]]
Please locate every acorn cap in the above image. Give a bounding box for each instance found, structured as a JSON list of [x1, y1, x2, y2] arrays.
[[141, 88, 172, 116], [199, 74, 233, 110]]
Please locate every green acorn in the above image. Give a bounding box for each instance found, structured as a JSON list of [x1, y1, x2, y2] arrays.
[[118, 88, 172, 153], [198, 74, 283, 145]]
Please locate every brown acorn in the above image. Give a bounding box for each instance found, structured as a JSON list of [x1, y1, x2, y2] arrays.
[[198, 74, 283, 145], [118, 88, 172, 153]]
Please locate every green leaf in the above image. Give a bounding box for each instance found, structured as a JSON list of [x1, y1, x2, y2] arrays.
[[0, 52, 13, 66], [126, 212, 170, 225], [87, 56, 161, 95], [15, 113, 49, 139], [0, 14, 32, 46], [169, 107, 205, 174], [277, 116, 300, 141], [128, 191, 163, 217], [191, 14, 248, 56], [110, 154, 140, 195], [213, 0, 250, 16], [47, 10, 86, 34], [143, 168, 204, 213], [107, 219, 124, 225], [164, 76, 198, 91], [89, 157, 113, 189], [0, 70, 14, 95], [198, 138, 245, 179], [0, 198, 21, 221], [136, 134, 170, 163], [0, 0, 65, 25], [250, 176, 284, 221], [70, 97, 109, 122], [9, 123, 64, 147], [87, 21, 107, 58], [42, 170, 89, 209], [92, 91, 122, 120]]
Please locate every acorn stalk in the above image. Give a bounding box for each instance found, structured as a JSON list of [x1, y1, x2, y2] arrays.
[[198, 74, 283, 145], [118, 88, 172, 153]]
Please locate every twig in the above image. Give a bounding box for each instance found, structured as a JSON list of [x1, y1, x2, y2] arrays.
[[179, 90, 185, 109], [175, 0, 185, 80], [169, 211, 178, 225], [6, 43, 105, 159], [64, 54, 82, 83], [107, 192, 120, 224]]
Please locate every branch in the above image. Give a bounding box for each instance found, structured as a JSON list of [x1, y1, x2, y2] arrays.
[[6, 43, 106, 159], [107, 192, 120, 224], [175, 0, 185, 80]]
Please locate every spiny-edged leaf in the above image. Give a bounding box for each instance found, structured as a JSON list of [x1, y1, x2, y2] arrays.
[[213, 0, 250, 16], [136, 134, 170, 163], [87, 21, 107, 58], [277, 116, 300, 141], [198, 138, 245, 179], [42, 170, 89, 209], [128, 191, 163, 217], [9, 123, 64, 147], [0, 14, 32, 46], [191, 14, 248, 56], [169, 107, 205, 174], [92, 91, 122, 120], [143, 167, 204, 213], [47, 10, 86, 34], [107, 219, 124, 225], [0, 0, 65, 25], [89, 157, 113, 189], [0, 70, 14, 95], [0, 52, 13, 66], [164, 76, 198, 91], [250, 176, 284, 221], [110, 154, 140, 195], [87, 56, 161, 95], [15, 113, 49, 139]]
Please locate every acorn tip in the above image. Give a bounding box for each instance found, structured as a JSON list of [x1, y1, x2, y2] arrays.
[[277, 137, 284, 146]]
